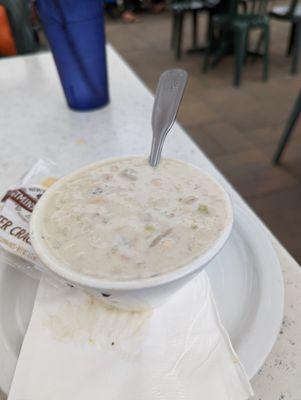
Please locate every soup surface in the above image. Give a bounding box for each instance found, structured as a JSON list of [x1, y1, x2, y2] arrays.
[[40, 158, 231, 280]]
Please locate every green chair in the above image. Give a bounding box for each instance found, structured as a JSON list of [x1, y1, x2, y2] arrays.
[[269, 0, 301, 74], [0, 0, 37, 54], [170, 0, 218, 60], [203, 0, 270, 86], [273, 89, 301, 164]]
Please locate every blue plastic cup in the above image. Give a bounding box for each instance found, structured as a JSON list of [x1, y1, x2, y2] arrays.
[[36, 0, 109, 111]]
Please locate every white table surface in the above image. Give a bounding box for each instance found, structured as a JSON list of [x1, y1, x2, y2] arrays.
[[0, 46, 300, 400]]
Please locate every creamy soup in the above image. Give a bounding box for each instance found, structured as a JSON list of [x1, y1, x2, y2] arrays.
[[40, 158, 231, 280]]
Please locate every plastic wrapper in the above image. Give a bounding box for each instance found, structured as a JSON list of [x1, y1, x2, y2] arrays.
[[0, 159, 63, 284]]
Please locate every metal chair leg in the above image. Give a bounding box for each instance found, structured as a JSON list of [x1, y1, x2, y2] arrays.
[[206, 11, 213, 44], [192, 9, 198, 48], [175, 13, 184, 60], [273, 90, 301, 164], [234, 28, 247, 87], [244, 31, 249, 64], [203, 16, 214, 72], [171, 14, 177, 50], [292, 20, 301, 74], [263, 25, 269, 81]]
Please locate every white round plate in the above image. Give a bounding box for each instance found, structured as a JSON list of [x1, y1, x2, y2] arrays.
[[0, 203, 284, 395]]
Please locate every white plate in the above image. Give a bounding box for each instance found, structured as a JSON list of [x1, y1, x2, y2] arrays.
[[0, 203, 284, 395], [207, 203, 284, 378]]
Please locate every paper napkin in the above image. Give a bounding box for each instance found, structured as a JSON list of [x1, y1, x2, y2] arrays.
[[8, 272, 253, 400]]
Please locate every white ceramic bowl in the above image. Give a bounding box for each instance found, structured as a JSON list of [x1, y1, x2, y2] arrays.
[[30, 157, 233, 311]]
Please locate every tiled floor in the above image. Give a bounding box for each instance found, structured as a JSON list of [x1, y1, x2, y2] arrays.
[[106, 11, 301, 262]]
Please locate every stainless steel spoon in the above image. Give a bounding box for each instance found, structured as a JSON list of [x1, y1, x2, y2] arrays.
[[149, 69, 188, 167]]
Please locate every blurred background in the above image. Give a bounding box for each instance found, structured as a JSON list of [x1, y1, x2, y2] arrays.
[[0, 0, 301, 261]]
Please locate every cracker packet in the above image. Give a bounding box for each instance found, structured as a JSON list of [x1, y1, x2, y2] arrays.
[[0, 159, 59, 280]]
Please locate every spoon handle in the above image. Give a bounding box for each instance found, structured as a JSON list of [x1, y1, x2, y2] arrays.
[[149, 69, 188, 167]]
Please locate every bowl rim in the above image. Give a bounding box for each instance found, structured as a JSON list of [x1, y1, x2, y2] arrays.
[[30, 156, 234, 291]]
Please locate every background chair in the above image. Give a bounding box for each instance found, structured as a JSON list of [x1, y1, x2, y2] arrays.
[[273, 89, 301, 164], [203, 0, 270, 86], [170, 0, 218, 59], [269, 0, 301, 74]]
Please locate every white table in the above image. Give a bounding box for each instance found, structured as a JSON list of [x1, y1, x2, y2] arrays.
[[0, 46, 300, 399]]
